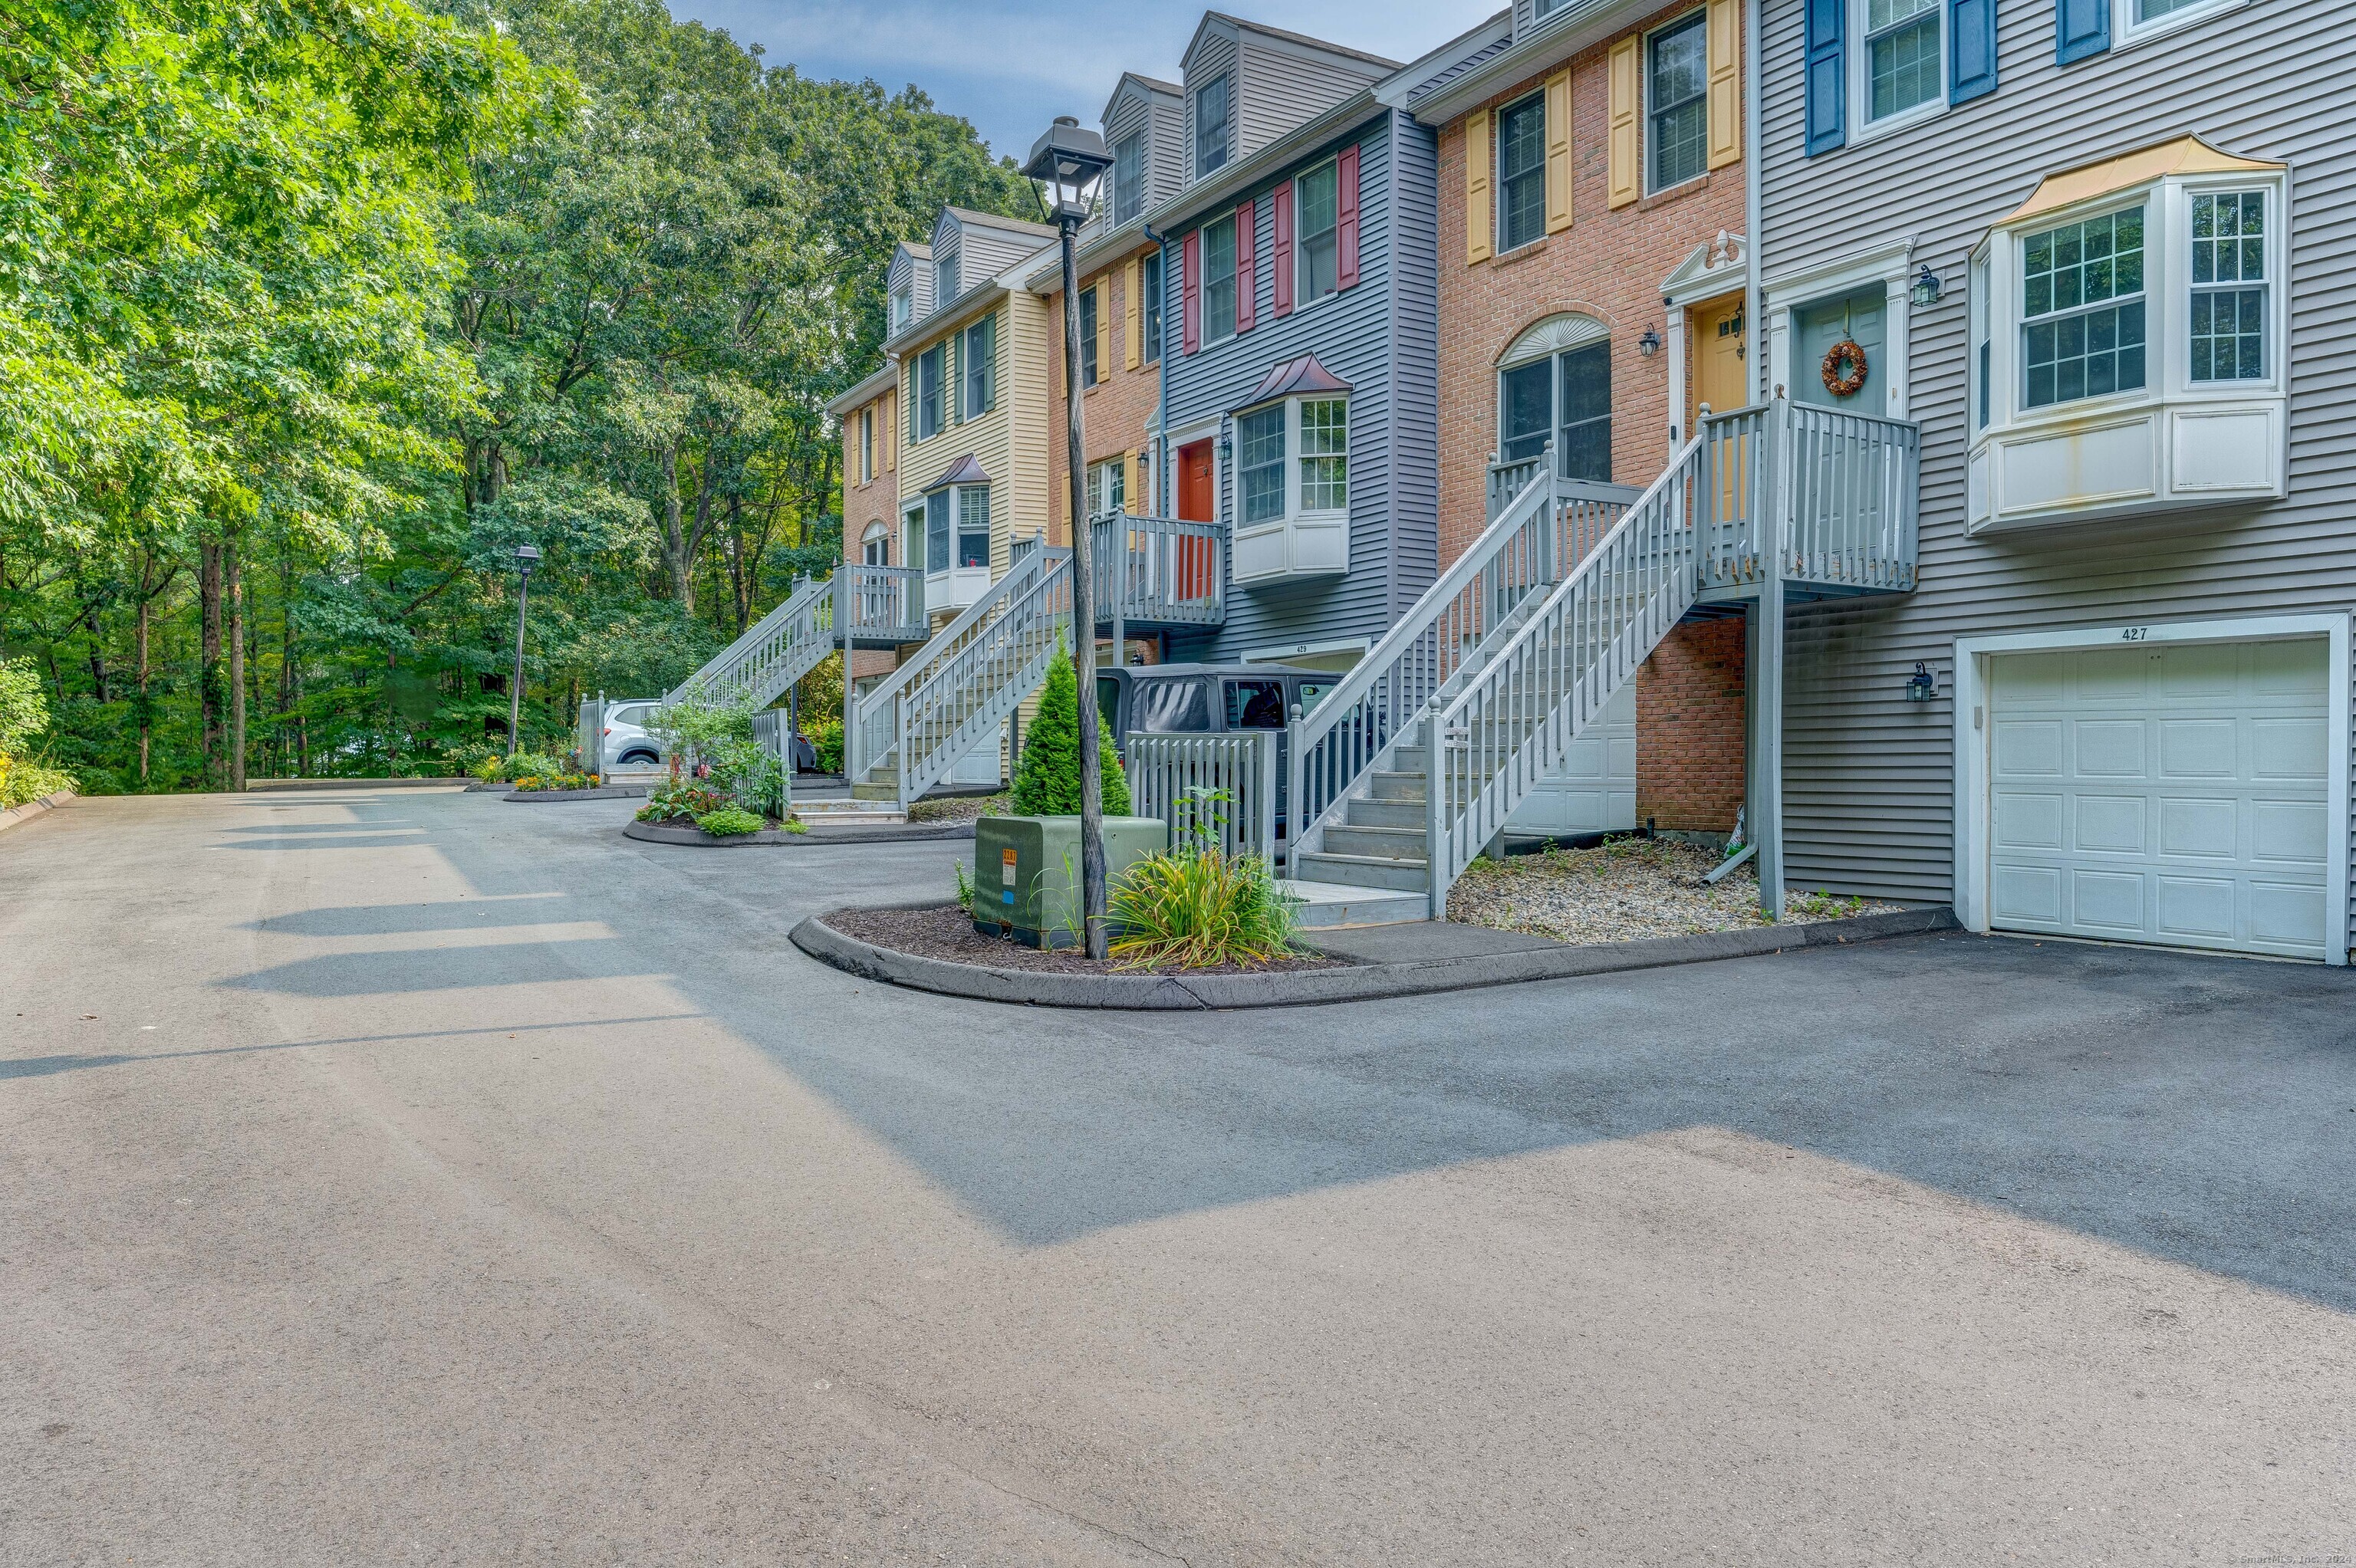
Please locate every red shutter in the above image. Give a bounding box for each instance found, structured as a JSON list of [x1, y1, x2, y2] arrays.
[[1272, 182, 1295, 317], [1234, 199, 1256, 334], [1337, 143, 1361, 291], [1181, 228, 1200, 353]]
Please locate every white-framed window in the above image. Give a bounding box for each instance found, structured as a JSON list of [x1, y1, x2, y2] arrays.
[[1964, 151, 2288, 531], [1236, 396, 1348, 524], [858, 407, 874, 483], [915, 344, 944, 441], [890, 287, 912, 332], [1495, 91, 1546, 253], [1141, 251, 1164, 363], [1295, 159, 1343, 304], [960, 313, 995, 415], [1647, 12, 1709, 192], [1087, 456, 1126, 518], [1195, 74, 1230, 177], [1498, 334, 1612, 481], [2117, 0, 2246, 45], [1299, 398, 1347, 510], [860, 521, 888, 565], [1201, 213, 1239, 344], [1079, 286, 1101, 386], [923, 485, 990, 574], [1854, 0, 1944, 133], [934, 248, 959, 304], [1113, 131, 1145, 226]]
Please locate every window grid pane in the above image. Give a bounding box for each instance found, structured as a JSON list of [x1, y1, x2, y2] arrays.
[[1558, 341, 1612, 482], [1239, 407, 1285, 524], [1297, 164, 1341, 301], [1648, 18, 1707, 190], [956, 487, 989, 568], [1497, 96, 1548, 250], [1499, 361, 1552, 464], [1203, 217, 1237, 342], [926, 490, 949, 570], [1142, 252, 1163, 362], [1079, 289, 1098, 386], [1299, 399, 1347, 511], [1866, 0, 1940, 122], [2021, 206, 2147, 410], [1196, 77, 1229, 176], [1113, 133, 1143, 226]]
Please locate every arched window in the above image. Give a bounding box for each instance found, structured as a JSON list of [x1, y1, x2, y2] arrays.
[[860, 521, 889, 566], [1497, 313, 1611, 482]]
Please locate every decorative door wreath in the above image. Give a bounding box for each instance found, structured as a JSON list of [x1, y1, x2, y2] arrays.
[[1821, 338, 1869, 398]]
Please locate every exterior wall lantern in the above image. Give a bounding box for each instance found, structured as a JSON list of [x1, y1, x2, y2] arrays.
[[1905, 660, 1937, 702], [1637, 325, 1662, 357], [1910, 264, 1943, 306]]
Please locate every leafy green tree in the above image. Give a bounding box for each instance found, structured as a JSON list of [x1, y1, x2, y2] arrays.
[[1011, 640, 1130, 817]]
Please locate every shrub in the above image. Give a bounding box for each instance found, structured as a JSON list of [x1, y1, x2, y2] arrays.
[[1108, 847, 1299, 968], [650, 684, 755, 771], [469, 754, 507, 783], [811, 718, 844, 774], [0, 659, 76, 807], [1009, 638, 1130, 816], [637, 779, 729, 822], [695, 806, 765, 837], [706, 737, 785, 818], [513, 771, 596, 792]]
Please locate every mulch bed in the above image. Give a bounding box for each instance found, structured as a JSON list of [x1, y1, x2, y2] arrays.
[[907, 791, 1009, 824], [828, 902, 1347, 977]]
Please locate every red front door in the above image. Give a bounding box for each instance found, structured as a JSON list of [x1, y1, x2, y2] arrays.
[[1176, 439, 1216, 600]]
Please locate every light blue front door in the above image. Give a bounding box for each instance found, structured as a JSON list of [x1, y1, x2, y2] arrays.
[[1794, 285, 1887, 415]]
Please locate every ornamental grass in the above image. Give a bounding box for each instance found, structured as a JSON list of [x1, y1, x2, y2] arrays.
[[1107, 846, 1300, 969]]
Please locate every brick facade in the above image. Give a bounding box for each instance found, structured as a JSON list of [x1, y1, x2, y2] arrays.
[[1433, 0, 1749, 825], [839, 381, 900, 680], [1636, 616, 1745, 832], [1043, 245, 1165, 547]]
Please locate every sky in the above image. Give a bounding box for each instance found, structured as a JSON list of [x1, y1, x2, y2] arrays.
[[670, 0, 1500, 162]]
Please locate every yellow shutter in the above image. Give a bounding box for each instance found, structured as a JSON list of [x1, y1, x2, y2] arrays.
[[1122, 258, 1141, 370], [1093, 284, 1111, 385], [1707, 0, 1741, 170], [1465, 108, 1493, 264], [1607, 38, 1639, 209], [1125, 455, 1144, 514], [1544, 69, 1573, 234]]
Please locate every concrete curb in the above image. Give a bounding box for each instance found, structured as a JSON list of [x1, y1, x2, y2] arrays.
[[0, 790, 75, 835], [789, 903, 1962, 1011], [246, 777, 457, 791], [624, 819, 978, 849], [503, 785, 649, 801]]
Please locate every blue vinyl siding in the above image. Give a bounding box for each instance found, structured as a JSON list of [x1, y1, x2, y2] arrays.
[[1160, 111, 1442, 666]]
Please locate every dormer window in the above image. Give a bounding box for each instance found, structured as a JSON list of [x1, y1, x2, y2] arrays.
[[890, 287, 912, 332], [935, 248, 959, 304], [1195, 74, 1230, 177], [1113, 131, 1145, 225]]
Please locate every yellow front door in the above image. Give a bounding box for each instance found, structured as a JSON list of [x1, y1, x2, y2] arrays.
[[1690, 293, 1747, 423]]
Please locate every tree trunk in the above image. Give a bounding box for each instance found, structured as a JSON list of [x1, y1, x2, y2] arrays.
[[661, 443, 693, 614], [199, 539, 225, 789], [726, 494, 749, 635], [278, 547, 296, 777], [135, 577, 151, 784], [227, 536, 246, 791]]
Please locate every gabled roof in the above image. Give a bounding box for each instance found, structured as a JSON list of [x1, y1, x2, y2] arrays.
[[824, 362, 899, 419], [1239, 354, 1354, 409], [923, 453, 990, 491], [940, 206, 1056, 239], [1182, 11, 1402, 75], [1104, 70, 1183, 121], [2000, 135, 2283, 225], [1377, 9, 1513, 111], [1149, 87, 1387, 231], [1388, 0, 1663, 126]]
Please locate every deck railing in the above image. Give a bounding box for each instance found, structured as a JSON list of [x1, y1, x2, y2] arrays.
[[663, 564, 924, 714], [850, 547, 1061, 787], [1089, 512, 1226, 627], [1125, 731, 1278, 861], [1693, 401, 1919, 595]]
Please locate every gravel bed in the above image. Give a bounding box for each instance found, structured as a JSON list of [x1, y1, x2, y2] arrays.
[[828, 903, 1345, 977], [1446, 837, 1899, 945], [907, 791, 1009, 824]]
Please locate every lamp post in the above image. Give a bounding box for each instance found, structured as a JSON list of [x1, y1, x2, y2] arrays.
[[508, 544, 540, 757], [1025, 114, 1116, 960]]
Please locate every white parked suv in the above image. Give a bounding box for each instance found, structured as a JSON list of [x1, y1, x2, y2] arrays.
[[599, 699, 667, 766]]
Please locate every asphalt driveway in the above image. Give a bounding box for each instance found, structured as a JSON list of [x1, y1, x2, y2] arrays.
[[4, 787, 2353, 1564]]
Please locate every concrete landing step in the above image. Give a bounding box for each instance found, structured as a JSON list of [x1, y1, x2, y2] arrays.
[[795, 797, 907, 826], [1277, 879, 1427, 929], [1291, 850, 1430, 892]]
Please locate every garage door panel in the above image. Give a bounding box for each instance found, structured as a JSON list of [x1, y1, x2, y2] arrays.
[[1986, 637, 2331, 961], [2252, 716, 2326, 780], [2070, 869, 2146, 932], [1992, 865, 2063, 924], [2075, 720, 2149, 777], [2157, 718, 2237, 779], [2154, 875, 2237, 939], [1994, 790, 2064, 849]]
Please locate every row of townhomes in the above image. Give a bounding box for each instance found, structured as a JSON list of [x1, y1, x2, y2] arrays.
[[795, 0, 2351, 966]]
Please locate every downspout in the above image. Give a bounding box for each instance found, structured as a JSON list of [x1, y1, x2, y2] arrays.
[[1144, 222, 1171, 516], [1744, 0, 1764, 406]]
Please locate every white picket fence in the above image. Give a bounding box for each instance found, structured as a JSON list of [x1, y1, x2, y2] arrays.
[[1124, 731, 1278, 861]]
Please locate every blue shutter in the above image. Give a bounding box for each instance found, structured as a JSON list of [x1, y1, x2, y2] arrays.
[[2057, 0, 2109, 63], [1950, 0, 1998, 101], [1804, 0, 1845, 156]]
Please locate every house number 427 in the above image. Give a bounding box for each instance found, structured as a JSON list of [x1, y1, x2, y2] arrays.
[[2119, 626, 2151, 642]]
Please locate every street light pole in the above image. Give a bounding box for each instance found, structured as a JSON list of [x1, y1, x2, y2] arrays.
[[508, 544, 541, 758], [1026, 115, 1116, 961]]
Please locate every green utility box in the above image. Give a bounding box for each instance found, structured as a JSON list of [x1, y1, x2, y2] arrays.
[[972, 815, 1169, 948]]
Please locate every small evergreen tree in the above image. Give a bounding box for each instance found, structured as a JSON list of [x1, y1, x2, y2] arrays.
[[1010, 639, 1131, 816]]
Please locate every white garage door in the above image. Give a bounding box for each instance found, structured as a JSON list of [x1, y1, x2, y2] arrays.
[[1509, 679, 1637, 837], [1987, 639, 2331, 959]]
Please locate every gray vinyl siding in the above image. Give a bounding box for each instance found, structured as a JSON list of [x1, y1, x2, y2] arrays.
[[1755, 0, 2356, 927], [1103, 82, 1186, 215], [1188, 32, 1239, 182], [1163, 114, 1443, 665], [1236, 35, 1387, 162], [889, 245, 933, 322], [1404, 32, 1515, 107]]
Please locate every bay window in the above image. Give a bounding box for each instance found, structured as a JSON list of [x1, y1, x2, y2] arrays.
[[1964, 142, 2286, 531], [1230, 395, 1348, 583]]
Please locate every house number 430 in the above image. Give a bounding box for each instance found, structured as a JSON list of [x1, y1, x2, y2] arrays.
[[2119, 626, 2151, 642]]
